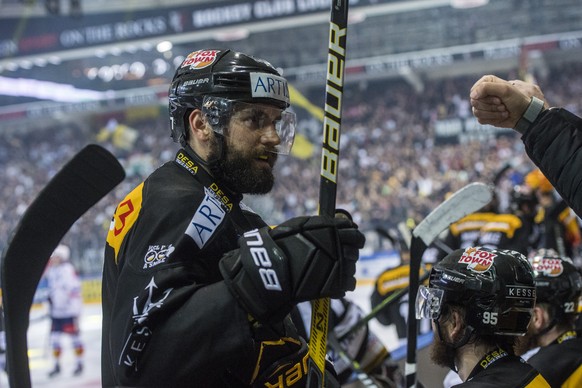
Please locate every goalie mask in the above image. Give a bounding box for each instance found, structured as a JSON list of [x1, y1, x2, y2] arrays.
[[528, 249, 582, 319], [416, 247, 536, 337], [169, 49, 295, 155]]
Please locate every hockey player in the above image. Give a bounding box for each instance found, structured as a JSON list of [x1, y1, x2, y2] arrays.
[[515, 249, 582, 387], [101, 49, 365, 387], [416, 246, 550, 387], [43, 244, 84, 377]]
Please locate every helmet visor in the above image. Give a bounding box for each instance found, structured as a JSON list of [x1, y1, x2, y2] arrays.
[[416, 286, 444, 320], [202, 96, 296, 155]]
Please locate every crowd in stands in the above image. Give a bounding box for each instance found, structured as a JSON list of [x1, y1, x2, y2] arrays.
[[1, 62, 581, 276]]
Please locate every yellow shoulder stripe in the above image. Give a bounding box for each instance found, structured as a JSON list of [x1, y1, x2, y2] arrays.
[[480, 214, 522, 238], [106, 182, 144, 264]]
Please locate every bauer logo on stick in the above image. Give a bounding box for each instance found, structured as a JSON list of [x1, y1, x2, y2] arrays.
[[458, 247, 496, 273]]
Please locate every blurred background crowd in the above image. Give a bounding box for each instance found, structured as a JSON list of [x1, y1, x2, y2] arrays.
[[1, 61, 581, 276]]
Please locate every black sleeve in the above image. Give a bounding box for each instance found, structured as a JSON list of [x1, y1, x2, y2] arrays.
[[522, 108, 582, 217]]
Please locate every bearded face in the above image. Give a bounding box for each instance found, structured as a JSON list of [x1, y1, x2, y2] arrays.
[[208, 134, 277, 194], [430, 324, 458, 371], [513, 329, 539, 357]]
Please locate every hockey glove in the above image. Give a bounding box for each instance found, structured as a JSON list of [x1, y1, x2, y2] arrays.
[[219, 215, 365, 323]]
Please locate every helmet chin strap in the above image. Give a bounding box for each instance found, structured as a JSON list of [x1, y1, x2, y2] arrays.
[[183, 130, 226, 178]]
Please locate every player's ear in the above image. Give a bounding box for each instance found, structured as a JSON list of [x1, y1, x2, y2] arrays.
[[448, 308, 466, 341], [530, 306, 546, 332], [188, 109, 212, 141]]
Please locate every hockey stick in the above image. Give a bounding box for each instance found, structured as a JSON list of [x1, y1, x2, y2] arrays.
[[1, 144, 125, 388], [307, 1, 349, 387], [338, 267, 431, 342], [405, 182, 493, 388]]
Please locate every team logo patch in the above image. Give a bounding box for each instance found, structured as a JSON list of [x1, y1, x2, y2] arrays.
[[181, 49, 220, 69], [532, 258, 564, 277], [143, 244, 175, 269], [458, 247, 496, 273]]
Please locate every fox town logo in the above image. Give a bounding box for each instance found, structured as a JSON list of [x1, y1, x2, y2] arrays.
[[532, 258, 564, 277], [458, 247, 496, 273], [181, 49, 220, 69]]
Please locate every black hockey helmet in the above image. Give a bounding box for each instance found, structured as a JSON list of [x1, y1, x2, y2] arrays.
[[169, 49, 292, 147], [417, 246, 536, 336], [528, 249, 582, 318]]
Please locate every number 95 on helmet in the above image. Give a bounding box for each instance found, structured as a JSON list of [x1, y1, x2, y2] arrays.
[[416, 247, 536, 336]]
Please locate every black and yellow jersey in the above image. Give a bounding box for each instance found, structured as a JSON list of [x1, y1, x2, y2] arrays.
[[527, 331, 582, 388], [455, 348, 549, 387], [102, 147, 338, 388]]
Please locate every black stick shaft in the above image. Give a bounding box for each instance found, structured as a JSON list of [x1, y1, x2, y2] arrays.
[[307, 1, 349, 387], [1, 145, 124, 388]]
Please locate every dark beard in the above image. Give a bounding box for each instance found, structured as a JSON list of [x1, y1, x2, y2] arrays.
[[430, 331, 457, 371], [514, 330, 538, 357], [210, 138, 277, 194]]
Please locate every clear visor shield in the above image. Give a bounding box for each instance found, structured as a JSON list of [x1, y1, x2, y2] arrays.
[[202, 96, 296, 155], [416, 286, 445, 320]]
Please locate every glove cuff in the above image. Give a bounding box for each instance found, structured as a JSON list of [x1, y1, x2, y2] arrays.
[[219, 228, 293, 323]]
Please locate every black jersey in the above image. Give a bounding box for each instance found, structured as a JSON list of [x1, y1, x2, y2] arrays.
[[526, 331, 582, 388], [522, 108, 582, 218], [454, 348, 549, 387], [102, 147, 337, 387]]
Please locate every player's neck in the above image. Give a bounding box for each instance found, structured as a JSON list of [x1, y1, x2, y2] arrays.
[[456, 344, 498, 381]]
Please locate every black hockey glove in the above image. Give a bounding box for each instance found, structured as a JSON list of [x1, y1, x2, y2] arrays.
[[219, 215, 365, 323]]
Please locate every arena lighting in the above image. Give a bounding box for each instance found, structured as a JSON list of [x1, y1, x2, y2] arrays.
[[213, 28, 250, 42], [348, 11, 366, 25], [450, 0, 489, 8], [152, 58, 170, 75], [19, 60, 33, 69], [0, 76, 104, 102], [48, 56, 62, 65], [85, 61, 147, 82], [33, 58, 48, 67], [156, 41, 173, 53]]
